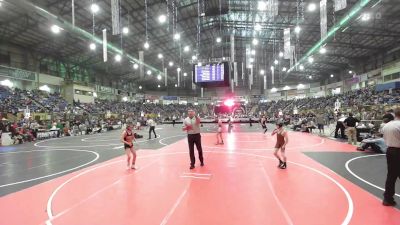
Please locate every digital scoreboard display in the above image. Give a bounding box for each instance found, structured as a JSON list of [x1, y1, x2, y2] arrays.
[[194, 63, 225, 83]]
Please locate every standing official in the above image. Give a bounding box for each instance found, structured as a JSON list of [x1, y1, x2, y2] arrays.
[[183, 109, 204, 169], [147, 117, 157, 139], [381, 108, 400, 206]]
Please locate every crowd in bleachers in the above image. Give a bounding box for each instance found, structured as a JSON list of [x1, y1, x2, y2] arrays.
[[0, 86, 38, 113], [0, 86, 71, 114], [2, 84, 400, 146], [253, 87, 400, 117], [78, 99, 204, 119], [30, 90, 70, 112]]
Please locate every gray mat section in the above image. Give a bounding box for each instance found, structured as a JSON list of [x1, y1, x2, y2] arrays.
[[305, 151, 400, 209], [0, 123, 277, 196], [0, 125, 186, 196]]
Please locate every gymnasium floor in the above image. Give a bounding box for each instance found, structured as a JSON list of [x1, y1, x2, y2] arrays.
[[0, 124, 399, 225]]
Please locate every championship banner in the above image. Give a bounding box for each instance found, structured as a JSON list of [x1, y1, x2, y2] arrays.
[[249, 67, 253, 90], [164, 68, 167, 86], [245, 44, 251, 68], [283, 28, 291, 59], [71, 0, 75, 27], [334, 0, 347, 11], [192, 71, 196, 90], [111, 0, 121, 35], [102, 29, 107, 62], [320, 0, 327, 39], [234, 62, 238, 86], [241, 62, 244, 80], [290, 45, 295, 68], [230, 34, 235, 62], [177, 69, 181, 87], [139, 51, 144, 78], [272, 66, 275, 85], [263, 76, 267, 90]]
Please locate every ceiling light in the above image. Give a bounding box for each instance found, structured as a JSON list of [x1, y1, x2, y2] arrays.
[[169, 61, 174, 67], [330, 74, 334, 78], [90, 3, 100, 13], [283, 85, 290, 90], [282, 67, 287, 72], [89, 43, 96, 50], [175, 84, 178, 87], [308, 3, 317, 12], [51, 25, 61, 34], [361, 13, 370, 21], [308, 57, 314, 63], [319, 47, 326, 54], [173, 33, 181, 40], [251, 50, 256, 55], [257, 1, 267, 11], [309, 75, 313, 79], [274, 59, 279, 65], [248, 64, 253, 68], [183, 72, 187, 77], [144, 42, 149, 49], [157, 75, 162, 80], [254, 24, 262, 31], [184, 46, 190, 52], [158, 14, 167, 24], [271, 87, 277, 93], [147, 70, 152, 75], [158, 53, 163, 59], [114, 54, 122, 62], [299, 64, 304, 71], [279, 52, 284, 57], [252, 38, 259, 45], [158, 84, 161, 88], [260, 69, 265, 75], [122, 27, 129, 34], [216, 37, 222, 43], [294, 26, 301, 34], [270, 66, 274, 70], [349, 70, 353, 74], [249, 58, 254, 63], [192, 55, 197, 60], [177, 67, 181, 72], [197, 62, 202, 66], [133, 63, 139, 69]]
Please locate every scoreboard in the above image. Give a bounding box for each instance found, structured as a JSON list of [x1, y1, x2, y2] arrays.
[[192, 62, 230, 87], [194, 63, 225, 83]]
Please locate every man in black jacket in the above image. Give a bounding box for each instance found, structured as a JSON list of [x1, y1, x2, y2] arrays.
[[343, 113, 360, 145]]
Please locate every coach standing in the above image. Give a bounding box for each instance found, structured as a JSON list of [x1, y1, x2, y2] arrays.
[[183, 109, 204, 169], [381, 108, 400, 206]]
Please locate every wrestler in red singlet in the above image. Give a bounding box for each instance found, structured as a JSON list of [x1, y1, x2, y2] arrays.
[[271, 122, 289, 169], [121, 122, 137, 169]]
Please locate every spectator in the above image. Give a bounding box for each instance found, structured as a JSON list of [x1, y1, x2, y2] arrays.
[[344, 113, 360, 145]]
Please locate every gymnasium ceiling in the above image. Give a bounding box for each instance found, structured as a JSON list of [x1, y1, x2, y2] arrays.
[[1, 0, 400, 90]]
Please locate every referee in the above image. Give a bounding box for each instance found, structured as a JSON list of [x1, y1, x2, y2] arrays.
[[381, 108, 400, 206], [182, 109, 204, 169]]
